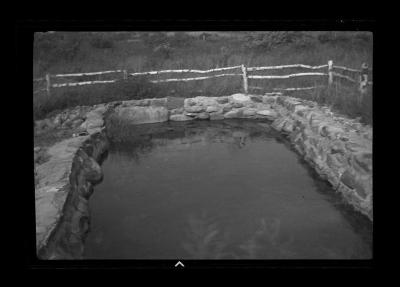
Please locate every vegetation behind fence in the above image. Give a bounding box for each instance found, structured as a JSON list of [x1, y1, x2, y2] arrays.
[[33, 32, 373, 124]]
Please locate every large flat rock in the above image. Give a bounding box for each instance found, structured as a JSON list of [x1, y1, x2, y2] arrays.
[[35, 136, 89, 251], [114, 106, 169, 125], [230, 93, 251, 103]]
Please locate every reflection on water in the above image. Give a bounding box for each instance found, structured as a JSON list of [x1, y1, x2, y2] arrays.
[[239, 218, 296, 259], [182, 211, 232, 259], [181, 213, 295, 259], [182, 213, 371, 259], [84, 120, 372, 259]]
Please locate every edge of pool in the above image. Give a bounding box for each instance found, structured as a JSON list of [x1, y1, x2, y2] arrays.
[[34, 94, 373, 259]]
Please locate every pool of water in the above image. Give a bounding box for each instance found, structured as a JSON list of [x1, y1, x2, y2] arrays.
[[83, 119, 372, 259]]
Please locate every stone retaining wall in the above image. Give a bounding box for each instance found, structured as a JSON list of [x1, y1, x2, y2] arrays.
[[36, 132, 109, 259], [34, 93, 372, 259], [270, 96, 372, 220]]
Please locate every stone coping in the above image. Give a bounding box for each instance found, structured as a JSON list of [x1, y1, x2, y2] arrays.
[[34, 93, 372, 259]]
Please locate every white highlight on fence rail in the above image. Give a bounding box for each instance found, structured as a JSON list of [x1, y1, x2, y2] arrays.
[[150, 73, 242, 83], [130, 65, 242, 77], [250, 86, 324, 91], [248, 72, 328, 80], [52, 70, 124, 78], [51, 80, 117, 87], [331, 72, 357, 83], [274, 86, 324, 91], [333, 65, 361, 73], [247, 64, 328, 71]]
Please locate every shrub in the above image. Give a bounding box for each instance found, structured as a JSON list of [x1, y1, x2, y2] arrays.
[[244, 32, 314, 51]]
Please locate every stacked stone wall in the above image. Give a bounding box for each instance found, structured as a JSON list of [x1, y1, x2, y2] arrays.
[[34, 93, 372, 259]]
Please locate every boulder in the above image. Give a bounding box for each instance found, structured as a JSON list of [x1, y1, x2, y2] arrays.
[[257, 109, 278, 120], [71, 118, 85, 129], [233, 102, 244, 108], [185, 96, 218, 107], [231, 93, 251, 103], [216, 97, 229, 104], [197, 112, 210, 120], [210, 113, 225, 121], [90, 104, 108, 116], [320, 125, 344, 139], [87, 127, 104, 135], [205, 106, 220, 113], [262, 95, 278, 105], [185, 105, 206, 113], [340, 169, 369, 199], [53, 114, 63, 126], [170, 108, 184, 115], [351, 151, 372, 173], [250, 95, 263, 103], [80, 117, 104, 130], [135, 99, 151, 106], [282, 120, 294, 133], [222, 105, 233, 113], [169, 114, 194, 121], [271, 117, 287, 131], [114, 106, 169, 125], [82, 154, 103, 184], [224, 110, 240, 119], [242, 108, 257, 117]]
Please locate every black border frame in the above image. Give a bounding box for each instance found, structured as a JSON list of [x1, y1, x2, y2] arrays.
[[16, 18, 380, 270]]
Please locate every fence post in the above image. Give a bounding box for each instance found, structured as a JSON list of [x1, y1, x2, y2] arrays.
[[328, 60, 333, 86], [45, 73, 51, 97], [123, 70, 128, 80], [358, 63, 369, 104], [241, 64, 248, 94]]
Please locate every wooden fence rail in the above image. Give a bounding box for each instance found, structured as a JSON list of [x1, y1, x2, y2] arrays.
[[52, 70, 124, 77], [130, 65, 242, 76], [33, 60, 372, 102], [247, 64, 328, 71], [248, 72, 328, 80]]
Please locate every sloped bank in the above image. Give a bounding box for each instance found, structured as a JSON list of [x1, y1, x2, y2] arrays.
[[34, 93, 372, 259], [35, 132, 109, 259]]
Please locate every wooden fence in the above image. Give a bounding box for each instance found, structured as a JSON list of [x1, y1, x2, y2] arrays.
[[33, 60, 372, 102]]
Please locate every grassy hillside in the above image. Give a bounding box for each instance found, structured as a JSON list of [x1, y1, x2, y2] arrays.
[[33, 31, 373, 124]]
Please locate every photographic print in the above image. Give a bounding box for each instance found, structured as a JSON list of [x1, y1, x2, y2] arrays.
[[33, 31, 373, 263]]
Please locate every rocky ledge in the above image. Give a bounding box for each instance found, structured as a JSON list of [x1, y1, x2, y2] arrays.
[[35, 132, 109, 259], [34, 93, 372, 259]]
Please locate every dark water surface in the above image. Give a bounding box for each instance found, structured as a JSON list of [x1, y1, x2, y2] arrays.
[[84, 120, 372, 259]]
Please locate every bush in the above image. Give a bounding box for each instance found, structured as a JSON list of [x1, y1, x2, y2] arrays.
[[152, 44, 173, 59], [244, 32, 314, 51]]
